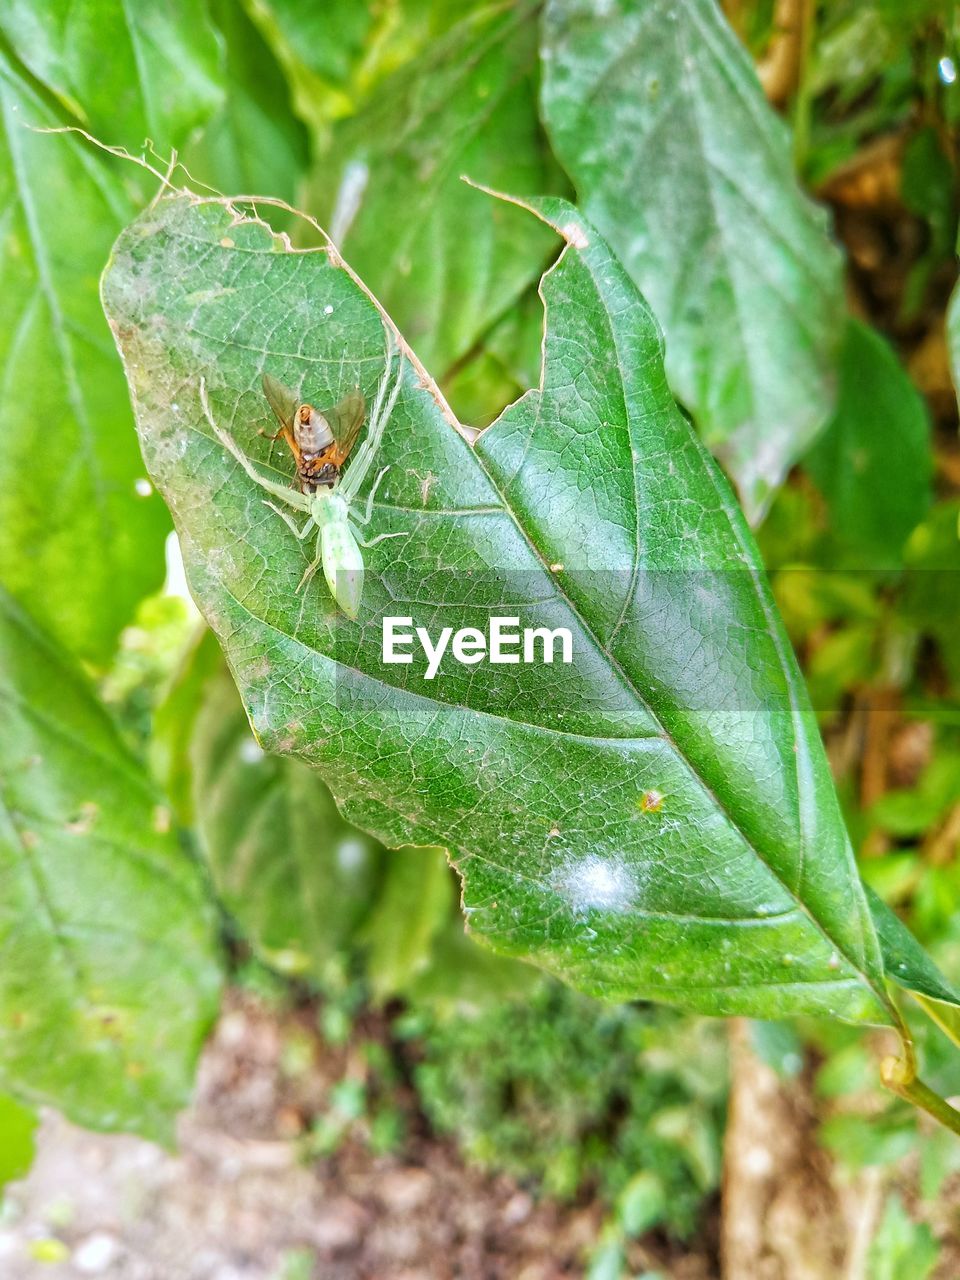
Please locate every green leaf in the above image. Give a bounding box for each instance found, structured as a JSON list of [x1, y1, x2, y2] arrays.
[[242, 0, 372, 123], [0, 55, 169, 663], [150, 626, 224, 826], [191, 666, 384, 979], [869, 755, 960, 839], [100, 190, 911, 1032], [310, 2, 558, 374], [482, 285, 545, 392], [361, 846, 454, 1002], [0, 1092, 36, 1188], [586, 1239, 625, 1280], [867, 889, 960, 1049], [868, 1194, 939, 1280], [403, 917, 543, 1013], [245, 0, 484, 134], [440, 284, 544, 427], [0, 591, 222, 1142], [902, 501, 960, 693], [539, 0, 846, 520], [0, 0, 224, 148], [617, 1170, 667, 1236], [441, 345, 523, 430], [805, 320, 931, 567], [181, 0, 308, 205], [160, 628, 493, 1004], [900, 127, 957, 318]]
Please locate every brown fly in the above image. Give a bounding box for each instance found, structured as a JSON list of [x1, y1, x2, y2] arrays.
[[261, 373, 366, 492]]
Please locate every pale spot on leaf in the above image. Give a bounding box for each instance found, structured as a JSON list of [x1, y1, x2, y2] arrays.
[[562, 222, 589, 249], [554, 855, 633, 914]]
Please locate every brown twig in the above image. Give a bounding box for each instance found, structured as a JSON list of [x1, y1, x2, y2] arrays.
[[860, 687, 900, 813], [923, 802, 960, 867], [757, 0, 812, 106]]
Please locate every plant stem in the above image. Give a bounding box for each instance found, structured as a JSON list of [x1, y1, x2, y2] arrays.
[[881, 1055, 960, 1137], [791, 0, 815, 172]]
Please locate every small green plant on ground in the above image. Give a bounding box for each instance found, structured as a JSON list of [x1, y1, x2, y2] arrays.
[[405, 985, 726, 1236]]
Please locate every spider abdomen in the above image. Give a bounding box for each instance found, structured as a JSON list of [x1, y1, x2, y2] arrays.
[[321, 520, 364, 619]]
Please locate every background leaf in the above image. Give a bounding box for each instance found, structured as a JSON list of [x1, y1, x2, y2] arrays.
[[239, 0, 372, 132], [902, 501, 960, 692], [441, 282, 545, 427], [191, 664, 384, 979], [0, 0, 224, 149], [0, 56, 170, 663], [539, 0, 846, 519], [0, 590, 222, 1142], [246, 0, 489, 135], [181, 0, 308, 204], [403, 915, 542, 1012], [309, 1, 559, 377], [0, 1092, 36, 1188], [361, 846, 454, 1003], [805, 319, 932, 567], [249, 0, 371, 86], [100, 191, 916, 1029], [867, 1194, 940, 1280], [150, 626, 223, 827]]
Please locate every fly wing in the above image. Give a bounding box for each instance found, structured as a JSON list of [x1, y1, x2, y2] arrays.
[[261, 372, 304, 473], [262, 372, 299, 432], [325, 388, 366, 462]]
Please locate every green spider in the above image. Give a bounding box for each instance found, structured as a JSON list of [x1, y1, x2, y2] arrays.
[[200, 335, 407, 619]]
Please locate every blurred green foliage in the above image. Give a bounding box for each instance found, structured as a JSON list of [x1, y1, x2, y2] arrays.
[[868, 1193, 940, 1279], [0, 0, 958, 1272], [406, 985, 726, 1235], [0, 1093, 36, 1190]]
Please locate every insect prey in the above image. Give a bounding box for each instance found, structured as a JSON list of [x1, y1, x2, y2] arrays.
[[261, 373, 366, 493], [200, 334, 407, 620]]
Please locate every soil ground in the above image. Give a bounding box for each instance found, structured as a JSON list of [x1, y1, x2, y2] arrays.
[[0, 994, 716, 1280]]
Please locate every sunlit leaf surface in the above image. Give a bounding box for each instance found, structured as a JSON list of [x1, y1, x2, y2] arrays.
[[0, 0, 223, 148], [0, 57, 170, 662]]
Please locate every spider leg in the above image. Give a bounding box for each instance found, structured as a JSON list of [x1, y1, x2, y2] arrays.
[[258, 424, 286, 467], [199, 377, 310, 512], [353, 529, 407, 549], [352, 466, 391, 526], [264, 502, 315, 541], [364, 334, 395, 440], [340, 335, 404, 503], [296, 533, 325, 592]]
